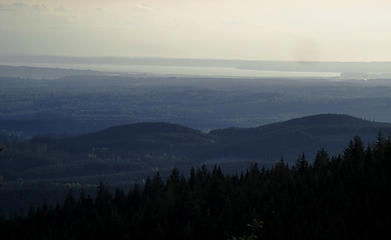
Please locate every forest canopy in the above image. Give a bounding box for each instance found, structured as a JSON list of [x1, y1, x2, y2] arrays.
[[1, 135, 390, 239]]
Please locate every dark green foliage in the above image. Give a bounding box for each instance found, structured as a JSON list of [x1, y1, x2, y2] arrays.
[[1, 136, 391, 239], [231, 219, 264, 240]]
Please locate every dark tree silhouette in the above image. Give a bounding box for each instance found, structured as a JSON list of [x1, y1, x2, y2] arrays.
[[1, 136, 391, 240]]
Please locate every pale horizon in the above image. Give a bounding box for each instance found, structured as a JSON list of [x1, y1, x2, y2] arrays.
[[1, 0, 391, 62], [3, 54, 391, 64]]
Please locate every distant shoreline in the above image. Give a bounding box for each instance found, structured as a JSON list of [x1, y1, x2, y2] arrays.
[[0, 62, 340, 78]]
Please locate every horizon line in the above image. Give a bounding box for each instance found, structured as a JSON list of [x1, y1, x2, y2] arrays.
[[1, 54, 391, 64]]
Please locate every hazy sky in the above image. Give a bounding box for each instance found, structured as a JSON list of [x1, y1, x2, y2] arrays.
[[1, 0, 391, 61]]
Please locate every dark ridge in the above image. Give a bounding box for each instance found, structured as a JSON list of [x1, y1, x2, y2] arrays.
[[211, 114, 390, 136], [59, 122, 214, 152], [69, 122, 205, 142], [25, 113, 391, 181], [275, 113, 376, 126]]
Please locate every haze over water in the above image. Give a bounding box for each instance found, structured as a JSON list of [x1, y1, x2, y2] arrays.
[[0, 61, 340, 78]]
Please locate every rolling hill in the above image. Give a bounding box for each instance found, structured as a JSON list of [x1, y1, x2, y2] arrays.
[[211, 114, 391, 162], [1, 113, 391, 214], [49, 114, 391, 169], [3, 114, 391, 184], [65, 122, 215, 150], [60, 113, 391, 161]]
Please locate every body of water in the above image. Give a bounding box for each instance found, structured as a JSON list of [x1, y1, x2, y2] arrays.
[[0, 61, 341, 78]]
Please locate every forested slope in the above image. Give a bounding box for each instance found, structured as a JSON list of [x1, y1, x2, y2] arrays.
[[1, 135, 390, 239], [1, 114, 391, 184]]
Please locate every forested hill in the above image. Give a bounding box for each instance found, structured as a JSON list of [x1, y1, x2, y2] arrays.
[[1, 134, 391, 239], [211, 114, 390, 136], [1, 114, 391, 216], [64, 122, 215, 152], [2, 114, 391, 185], [55, 113, 391, 162], [211, 114, 391, 160]]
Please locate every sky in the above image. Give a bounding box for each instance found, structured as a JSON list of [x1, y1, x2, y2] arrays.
[[1, 0, 391, 61]]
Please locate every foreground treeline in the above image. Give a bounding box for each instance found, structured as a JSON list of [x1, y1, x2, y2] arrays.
[[1, 136, 391, 240]]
